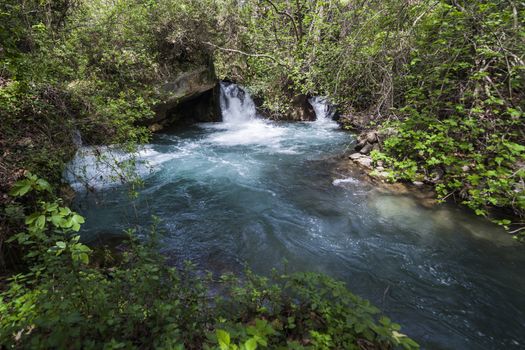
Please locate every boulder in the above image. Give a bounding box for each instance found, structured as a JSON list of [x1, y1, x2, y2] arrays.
[[356, 156, 373, 168], [360, 143, 374, 155], [152, 64, 221, 127], [337, 113, 371, 130], [366, 131, 378, 143], [148, 123, 164, 133], [286, 94, 316, 121], [349, 153, 373, 168]]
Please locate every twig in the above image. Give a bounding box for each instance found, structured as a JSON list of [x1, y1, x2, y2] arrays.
[[509, 226, 525, 234]]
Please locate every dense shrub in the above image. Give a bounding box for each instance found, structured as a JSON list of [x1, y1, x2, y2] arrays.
[[371, 2, 524, 231]]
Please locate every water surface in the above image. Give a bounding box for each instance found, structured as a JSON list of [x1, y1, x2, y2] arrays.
[[68, 85, 525, 350]]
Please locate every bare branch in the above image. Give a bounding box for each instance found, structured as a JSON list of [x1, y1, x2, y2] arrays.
[[264, 0, 301, 42], [202, 41, 286, 67]]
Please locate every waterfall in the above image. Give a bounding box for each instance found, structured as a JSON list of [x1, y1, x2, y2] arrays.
[[219, 82, 257, 123], [309, 96, 335, 122]]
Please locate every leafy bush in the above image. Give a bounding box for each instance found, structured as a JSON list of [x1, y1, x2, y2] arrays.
[[370, 2, 524, 234]]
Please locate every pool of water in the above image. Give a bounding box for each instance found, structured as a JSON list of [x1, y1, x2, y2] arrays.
[[67, 86, 525, 349]]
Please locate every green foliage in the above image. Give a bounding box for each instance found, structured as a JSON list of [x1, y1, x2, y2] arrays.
[[366, 2, 525, 235], [0, 250, 418, 350], [4, 173, 91, 265], [0, 0, 220, 196]]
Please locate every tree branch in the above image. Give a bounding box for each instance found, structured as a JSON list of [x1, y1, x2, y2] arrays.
[[202, 41, 286, 66], [264, 0, 301, 42]]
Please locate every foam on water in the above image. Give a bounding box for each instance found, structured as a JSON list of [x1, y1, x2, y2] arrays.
[[64, 145, 180, 190], [332, 177, 359, 186]]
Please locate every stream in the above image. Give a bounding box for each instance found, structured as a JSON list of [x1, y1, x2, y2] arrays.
[[67, 82, 525, 350]]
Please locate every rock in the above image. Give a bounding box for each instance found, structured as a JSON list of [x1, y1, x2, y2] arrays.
[[374, 171, 390, 179], [165, 84, 221, 126], [148, 123, 164, 133], [366, 132, 378, 143], [349, 153, 364, 160], [376, 166, 385, 171], [286, 94, 316, 121], [349, 153, 372, 168], [413, 181, 424, 187], [336, 113, 371, 130], [461, 165, 470, 172], [372, 143, 381, 152], [378, 127, 398, 138], [153, 64, 220, 126], [356, 156, 373, 168], [430, 167, 445, 182], [360, 143, 374, 155]]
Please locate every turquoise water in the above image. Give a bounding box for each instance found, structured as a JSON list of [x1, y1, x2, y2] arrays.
[[68, 86, 525, 350]]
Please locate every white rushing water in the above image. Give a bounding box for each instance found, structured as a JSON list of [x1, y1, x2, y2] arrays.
[[309, 96, 337, 127], [206, 82, 286, 146], [64, 83, 335, 189], [219, 82, 257, 123]]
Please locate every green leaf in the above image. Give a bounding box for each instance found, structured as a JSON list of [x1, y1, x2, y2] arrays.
[[70, 214, 85, 232], [245, 338, 257, 350], [9, 181, 32, 197], [36, 178, 51, 192], [216, 329, 230, 350], [35, 215, 46, 230], [59, 207, 72, 216], [50, 214, 64, 227]]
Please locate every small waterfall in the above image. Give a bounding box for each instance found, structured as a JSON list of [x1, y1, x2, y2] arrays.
[[309, 96, 335, 122], [219, 82, 257, 123]]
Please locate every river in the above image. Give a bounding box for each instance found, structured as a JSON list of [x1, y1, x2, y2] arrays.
[[66, 82, 525, 350]]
